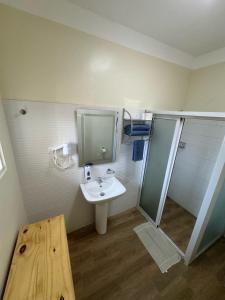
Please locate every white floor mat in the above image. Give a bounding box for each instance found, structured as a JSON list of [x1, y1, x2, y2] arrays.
[[134, 222, 181, 273]]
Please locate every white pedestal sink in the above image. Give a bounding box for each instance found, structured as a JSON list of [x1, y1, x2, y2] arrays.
[[80, 177, 126, 234]]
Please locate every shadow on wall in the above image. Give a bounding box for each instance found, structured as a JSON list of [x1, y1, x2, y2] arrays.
[[68, 188, 95, 232]]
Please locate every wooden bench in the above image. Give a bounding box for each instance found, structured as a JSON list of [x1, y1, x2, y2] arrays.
[[3, 215, 75, 300]]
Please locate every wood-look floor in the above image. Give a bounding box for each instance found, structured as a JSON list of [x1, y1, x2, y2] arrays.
[[160, 198, 196, 252], [68, 208, 225, 300]]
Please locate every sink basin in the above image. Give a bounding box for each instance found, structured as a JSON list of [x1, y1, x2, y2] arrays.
[[80, 176, 126, 234], [80, 176, 126, 204]]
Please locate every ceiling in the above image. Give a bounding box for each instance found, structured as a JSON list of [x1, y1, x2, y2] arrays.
[[70, 0, 225, 56]]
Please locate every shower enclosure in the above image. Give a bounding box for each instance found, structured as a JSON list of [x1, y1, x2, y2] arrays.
[[138, 111, 225, 264]]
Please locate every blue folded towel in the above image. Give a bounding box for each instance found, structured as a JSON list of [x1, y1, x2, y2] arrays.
[[132, 140, 145, 161], [124, 124, 150, 136]]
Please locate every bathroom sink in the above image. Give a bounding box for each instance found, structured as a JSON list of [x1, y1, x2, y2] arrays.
[[80, 176, 126, 234], [80, 176, 126, 204]]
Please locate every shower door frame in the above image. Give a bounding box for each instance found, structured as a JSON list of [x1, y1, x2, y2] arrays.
[[137, 115, 183, 226], [137, 110, 225, 264], [184, 134, 225, 264]]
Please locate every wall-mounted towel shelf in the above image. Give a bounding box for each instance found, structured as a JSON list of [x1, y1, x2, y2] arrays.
[[122, 108, 152, 144]]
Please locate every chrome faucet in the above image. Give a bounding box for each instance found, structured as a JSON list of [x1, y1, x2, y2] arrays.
[[97, 177, 103, 184]]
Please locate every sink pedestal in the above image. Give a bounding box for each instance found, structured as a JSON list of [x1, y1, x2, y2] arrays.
[[95, 203, 108, 234], [80, 176, 126, 235]]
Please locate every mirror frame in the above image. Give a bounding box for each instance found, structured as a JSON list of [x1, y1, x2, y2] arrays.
[[76, 108, 118, 166]]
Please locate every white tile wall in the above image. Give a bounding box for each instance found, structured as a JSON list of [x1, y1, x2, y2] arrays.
[[168, 118, 225, 217], [3, 100, 144, 232]]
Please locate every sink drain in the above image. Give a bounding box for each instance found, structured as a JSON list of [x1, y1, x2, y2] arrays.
[[100, 192, 105, 197]]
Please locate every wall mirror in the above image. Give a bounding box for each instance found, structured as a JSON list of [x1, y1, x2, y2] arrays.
[[76, 109, 118, 166]]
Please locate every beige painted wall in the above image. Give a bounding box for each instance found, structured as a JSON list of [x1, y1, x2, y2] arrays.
[[185, 63, 225, 111], [0, 97, 27, 296], [0, 4, 190, 110]]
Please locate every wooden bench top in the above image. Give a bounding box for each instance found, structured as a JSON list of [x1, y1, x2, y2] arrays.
[[3, 215, 75, 300]]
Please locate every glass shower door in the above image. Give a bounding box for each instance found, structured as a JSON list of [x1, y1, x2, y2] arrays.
[[139, 117, 178, 223]]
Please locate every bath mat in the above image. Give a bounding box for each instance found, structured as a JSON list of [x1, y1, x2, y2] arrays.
[[134, 222, 181, 273]]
